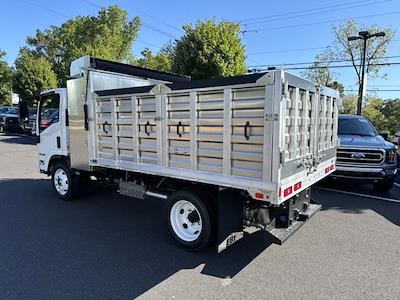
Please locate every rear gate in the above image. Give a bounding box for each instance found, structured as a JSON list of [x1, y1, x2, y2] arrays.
[[278, 74, 339, 202]]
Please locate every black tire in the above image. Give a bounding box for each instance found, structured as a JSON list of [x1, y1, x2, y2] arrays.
[[165, 189, 216, 251], [51, 162, 79, 201], [373, 179, 394, 192]]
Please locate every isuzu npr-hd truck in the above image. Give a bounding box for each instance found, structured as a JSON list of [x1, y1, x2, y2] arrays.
[[29, 56, 339, 252]]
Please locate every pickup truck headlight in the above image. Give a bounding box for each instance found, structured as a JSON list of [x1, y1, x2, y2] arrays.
[[386, 149, 396, 163]]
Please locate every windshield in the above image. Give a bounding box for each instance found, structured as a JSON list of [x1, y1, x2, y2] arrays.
[[7, 108, 18, 115], [338, 117, 377, 136]]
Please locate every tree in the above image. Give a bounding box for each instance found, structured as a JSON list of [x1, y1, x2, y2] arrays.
[[26, 5, 141, 85], [362, 98, 386, 132], [137, 47, 172, 71], [340, 94, 357, 114], [13, 48, 57, 104], [380, 98, 400, 134], [172, 19, 247, 79], [301, 48, 344, 95], [0, 50, 12, 105], [332, 21, 394, 86]]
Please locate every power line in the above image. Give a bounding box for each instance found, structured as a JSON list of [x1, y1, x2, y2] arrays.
[[344, 89, 400, 92], [20, 0, 70, 18], [81, 0, 178, 39], [238, 0, 376, 23], [242, 0, 391, 26], [242, 11, 400, 33], [247, 55, 400, 68], [249, 61, 400, 71], [247, 39, 400, 56]]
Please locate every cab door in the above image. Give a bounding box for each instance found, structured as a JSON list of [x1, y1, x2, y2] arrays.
[[37, 91, 65, 172]]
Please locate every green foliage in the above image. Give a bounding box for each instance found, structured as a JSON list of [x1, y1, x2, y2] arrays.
[[300, 48, 347, 96], [340, 94, 357, 114], [362, 98, 386, 132], [332, 20, 395, 83], [26, 5, 140, 85], [137, 47, 172, 72], [340, 95, 399, 136], [380, 98, 400, 133], [13, 48, 57, 103], [172, 19, 247, 79], [0, 50, 12, 105]]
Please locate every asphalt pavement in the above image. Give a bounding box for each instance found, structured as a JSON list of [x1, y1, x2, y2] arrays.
[[0, 133, 399, 299]]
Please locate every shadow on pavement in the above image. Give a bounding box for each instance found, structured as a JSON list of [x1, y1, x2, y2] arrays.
[[313, 182, 400, 226], [0, 178, 273, 299], [0, 133, 36, 145]]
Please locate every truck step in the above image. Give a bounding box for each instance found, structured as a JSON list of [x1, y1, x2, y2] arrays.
[[266, 203, 321, 245]]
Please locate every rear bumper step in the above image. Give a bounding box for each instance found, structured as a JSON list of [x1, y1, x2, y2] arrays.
[[265, 202, 321, 245]]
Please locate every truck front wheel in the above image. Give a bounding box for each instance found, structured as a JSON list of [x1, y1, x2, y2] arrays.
[[373, 179, 394, 192], [165, 190, 216, 251], [51, 162, 78, 201]]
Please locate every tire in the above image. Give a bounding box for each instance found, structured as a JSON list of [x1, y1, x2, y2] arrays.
[[165, 189, 216, 251], [51, 162, 79, 201], [373, 179, 394, 192]]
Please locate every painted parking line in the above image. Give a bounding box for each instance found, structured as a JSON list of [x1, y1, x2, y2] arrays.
[[315, 187, 400, 204]]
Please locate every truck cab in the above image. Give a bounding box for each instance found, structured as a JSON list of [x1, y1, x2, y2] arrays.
[[332, 114, 397, 191]]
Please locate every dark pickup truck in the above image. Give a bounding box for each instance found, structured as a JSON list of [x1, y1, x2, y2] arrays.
[[332, 114, 398, 192]]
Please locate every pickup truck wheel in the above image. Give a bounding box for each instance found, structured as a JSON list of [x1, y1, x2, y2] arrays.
[[165, 190, 216, 251], [51, 162, 78, 201], [373, 179, 394, 192]]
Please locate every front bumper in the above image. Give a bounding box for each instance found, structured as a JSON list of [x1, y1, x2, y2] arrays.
[[332, 164, 397, 182]]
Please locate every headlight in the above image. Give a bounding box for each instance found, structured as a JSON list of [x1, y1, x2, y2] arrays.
[[386, 149, 396, 162]]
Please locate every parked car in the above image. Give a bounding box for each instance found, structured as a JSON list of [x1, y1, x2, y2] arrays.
[[0, 107, 22, 133], [21, 108, 38, 135], [39, 109, 59, 131], [331, 114, 398, 191], [0, 106, 12, 114]]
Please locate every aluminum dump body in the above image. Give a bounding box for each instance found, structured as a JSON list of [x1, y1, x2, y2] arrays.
[[76, 70, 339, 205]]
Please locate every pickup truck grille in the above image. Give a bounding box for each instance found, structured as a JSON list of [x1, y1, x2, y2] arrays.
[[6, 117, 19, 125], [337, 148, 385, 165]]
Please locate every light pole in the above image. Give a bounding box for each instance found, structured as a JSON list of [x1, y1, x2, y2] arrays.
[[348, 31, 385, 115]]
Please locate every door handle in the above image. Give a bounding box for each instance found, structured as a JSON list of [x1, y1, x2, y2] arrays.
[[144, 121, 151, 136]]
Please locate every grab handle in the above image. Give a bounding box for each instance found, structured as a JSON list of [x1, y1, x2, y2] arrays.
[[102, 121, 109, 134], [244, 121, 251, 140], [177, 121, 182, 137], [144, 121, 150, 136]]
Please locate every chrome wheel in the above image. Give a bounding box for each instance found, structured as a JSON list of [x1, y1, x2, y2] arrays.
[[170, 200, 202, 242], [53, 168, 69, 196]]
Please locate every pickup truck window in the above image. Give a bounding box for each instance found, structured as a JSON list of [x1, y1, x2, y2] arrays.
[[338, 117, 377, 137]]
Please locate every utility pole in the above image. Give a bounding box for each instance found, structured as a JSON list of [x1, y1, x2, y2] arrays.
[[348, 31, 385, 115]]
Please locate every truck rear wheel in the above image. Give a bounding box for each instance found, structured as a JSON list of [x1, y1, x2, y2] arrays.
[[165, 189, 216, 251], [51, 162, 78, 201]]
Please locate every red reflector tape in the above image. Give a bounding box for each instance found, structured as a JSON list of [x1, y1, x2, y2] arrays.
[[294, 181, 302, 191], [283, 186, 293, 197], [278, 187, 282, 197], [330, 164, 335, 171], [325, 166, 330, 174], [255, 192, 264, 199]]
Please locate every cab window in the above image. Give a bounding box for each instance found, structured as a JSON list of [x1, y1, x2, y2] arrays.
[[38, 93, 60, 133]]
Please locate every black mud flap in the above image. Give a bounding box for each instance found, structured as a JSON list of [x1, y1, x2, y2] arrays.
[[216, 189, 244, 253], [265, 199, 321, 245]]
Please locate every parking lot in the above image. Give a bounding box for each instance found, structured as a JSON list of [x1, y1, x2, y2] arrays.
[[0, 132, 399, 299]]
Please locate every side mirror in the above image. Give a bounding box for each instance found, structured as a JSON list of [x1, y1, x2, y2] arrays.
[[18, 101, 29, 121], [379, 132, 389, 141]]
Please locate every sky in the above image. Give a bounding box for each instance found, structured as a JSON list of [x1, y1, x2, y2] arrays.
[[0, 0, 399, 98]]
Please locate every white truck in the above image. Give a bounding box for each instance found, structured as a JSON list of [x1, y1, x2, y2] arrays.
[[26, 56, 339, 252]]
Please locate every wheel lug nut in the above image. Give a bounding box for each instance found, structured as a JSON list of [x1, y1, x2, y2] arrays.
[[179, 209, 184, 214]]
